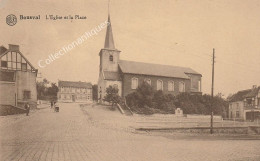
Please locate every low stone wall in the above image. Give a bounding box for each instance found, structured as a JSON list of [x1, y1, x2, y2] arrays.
[[137, 126, 260, 135], [186, 114, 222, 120], [17, 101, 37, 109], [0, 105, 26, 116]]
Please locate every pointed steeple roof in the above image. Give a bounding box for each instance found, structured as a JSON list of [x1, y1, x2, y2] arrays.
[[104, 14, 115, 49]]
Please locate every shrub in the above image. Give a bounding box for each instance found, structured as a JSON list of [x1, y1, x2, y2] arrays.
[[103, 86, 121, 107], [126, 82, 176, 114]]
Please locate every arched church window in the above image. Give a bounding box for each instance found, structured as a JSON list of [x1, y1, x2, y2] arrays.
[[168, 81, 174, 91], [109, 55, 113, 62], [179, 82, 185, 92], [157, 80, 163, 90], [131, 77, 138, 89]]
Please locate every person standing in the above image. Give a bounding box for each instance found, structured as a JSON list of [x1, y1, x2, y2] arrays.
[[51, 101, 53, 108], [24, 103, 30, 116]]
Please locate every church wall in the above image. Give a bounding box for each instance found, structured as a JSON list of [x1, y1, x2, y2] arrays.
[[98, 73, 106, 101], [186, 74, 202, 92], [121, 73, 192, 98], [100, 49, 120, 72]]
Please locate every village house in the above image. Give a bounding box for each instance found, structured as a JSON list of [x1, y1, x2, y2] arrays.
[[228, 85, 260, 121], [98, 15, 202, 102], [58, 80, 92, 103], [0, 44, 38, 110]]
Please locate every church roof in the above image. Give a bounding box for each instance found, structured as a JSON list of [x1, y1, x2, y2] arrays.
[[103, 71, 121, 81], [104, 14, 115, 49], [58, 81, 92, 88], [118, 60, 201, 79]]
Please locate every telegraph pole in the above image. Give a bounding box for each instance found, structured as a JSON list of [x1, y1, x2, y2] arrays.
[[210, 48, 215, 134]]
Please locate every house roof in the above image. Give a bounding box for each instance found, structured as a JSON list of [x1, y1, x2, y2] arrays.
[[229, 87, 260, 102], [244, 87, 260, 98], [103, 71, 121, 81], [0, 46, 7, 56], [58, 81, 92, 88], [118, 60, 201, 79], [0, 45, 37, 71]]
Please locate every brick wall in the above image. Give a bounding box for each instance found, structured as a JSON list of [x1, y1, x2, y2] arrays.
[[186, 74, 202, 92], [121, 73, 196, 97]]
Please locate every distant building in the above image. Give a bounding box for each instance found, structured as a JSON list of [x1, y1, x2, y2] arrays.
[[0, 44, 38, 109], [58, 80, 92, 103], [98, 14, 202, 103], [228, 85, 260, 121]]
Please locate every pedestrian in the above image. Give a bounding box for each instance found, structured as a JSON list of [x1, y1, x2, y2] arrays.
[[24, 103, 30, 116], [50, 101, 53, 108]]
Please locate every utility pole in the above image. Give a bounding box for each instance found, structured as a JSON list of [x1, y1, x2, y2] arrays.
[[210, 48, 215, 134]]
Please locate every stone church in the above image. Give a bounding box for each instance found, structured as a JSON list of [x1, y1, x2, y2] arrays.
[[98, 15, 202, 102]]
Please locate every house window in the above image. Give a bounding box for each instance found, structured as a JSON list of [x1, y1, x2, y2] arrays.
[[131, 77, 138, 89], [179, 82, 185, 92], [168, 81, 174, 91], [144, 78, 151, 85], [157, 80, 163, 90], [109, 55, 113, 62], [21, 63, 27, 71], [236, 111, 240, 118], [23, 90, 31, 99], [1, 61, 7, 68]]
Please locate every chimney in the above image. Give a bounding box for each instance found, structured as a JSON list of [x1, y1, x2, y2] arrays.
[[8, 44, 19, 51], [252, 85, 257, 89]]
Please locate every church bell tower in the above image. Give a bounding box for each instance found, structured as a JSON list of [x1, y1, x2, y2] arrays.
[[99, 14, 121, 72], [98, 12, 121, 103]]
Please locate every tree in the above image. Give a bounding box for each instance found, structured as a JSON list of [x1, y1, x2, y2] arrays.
[[103, 86, 121, 107], [36, 78, 58, 101], [47, 83, 58, 101], [174, 93, 228, 116], [36, 78, 49, 100]]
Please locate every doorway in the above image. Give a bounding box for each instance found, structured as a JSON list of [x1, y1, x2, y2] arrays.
[[72, 95, 75, 102]]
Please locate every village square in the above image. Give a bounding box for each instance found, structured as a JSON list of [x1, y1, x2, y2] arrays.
[[1, 0, 260, 161]]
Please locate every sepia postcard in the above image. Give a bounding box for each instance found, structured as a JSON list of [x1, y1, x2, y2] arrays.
[[0, 0, 260, 161]]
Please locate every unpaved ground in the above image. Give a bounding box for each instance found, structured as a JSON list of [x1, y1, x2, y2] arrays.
[[0, 103, 259, 161]]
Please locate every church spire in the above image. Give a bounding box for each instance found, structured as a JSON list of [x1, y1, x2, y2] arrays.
[[104, 13, 115, 49]]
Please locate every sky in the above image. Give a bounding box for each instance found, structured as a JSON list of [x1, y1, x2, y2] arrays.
[[1, 0, 260, 97]]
